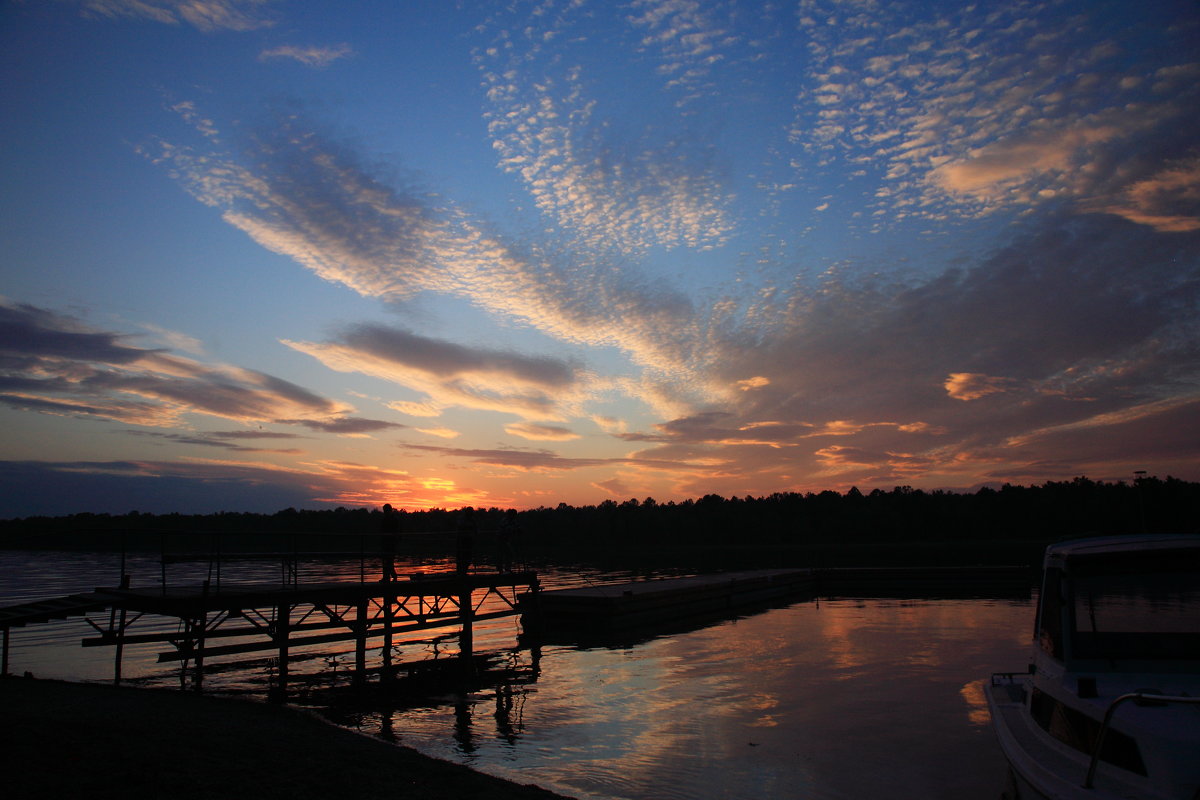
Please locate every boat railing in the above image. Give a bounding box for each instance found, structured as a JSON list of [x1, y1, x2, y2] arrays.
[[1084, 692, 1200, 789]]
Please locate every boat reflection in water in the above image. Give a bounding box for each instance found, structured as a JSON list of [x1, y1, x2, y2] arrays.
[[986, 535, 1200, 800]]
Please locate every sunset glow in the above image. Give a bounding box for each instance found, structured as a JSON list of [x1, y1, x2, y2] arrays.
[[1, 1, 1197, 516]]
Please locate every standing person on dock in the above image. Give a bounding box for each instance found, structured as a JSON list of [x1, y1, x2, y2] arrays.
[[497, 509, 519, 573], [455, 507, 476, 575], [380, 503, 402, 581]]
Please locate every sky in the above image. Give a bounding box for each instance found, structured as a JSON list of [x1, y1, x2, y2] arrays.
[[1, 0, 1198, 517]]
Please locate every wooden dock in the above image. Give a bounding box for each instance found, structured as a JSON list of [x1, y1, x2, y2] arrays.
[[2, 559, 1033, 688], [1, 570, 539, 698], [520, 568, 814, 634]]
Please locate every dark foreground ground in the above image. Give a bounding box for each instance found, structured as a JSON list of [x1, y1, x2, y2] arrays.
[[0, 677, 571, 800]]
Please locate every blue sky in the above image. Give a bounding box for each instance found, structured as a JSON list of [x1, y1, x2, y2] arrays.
[[1, 0, 1198, 517]]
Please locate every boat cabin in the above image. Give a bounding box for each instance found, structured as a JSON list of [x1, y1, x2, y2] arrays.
[[1033, 535, 1200, 674]]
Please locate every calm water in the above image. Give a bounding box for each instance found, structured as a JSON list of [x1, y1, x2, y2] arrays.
[[0, 550, 1031, 799]]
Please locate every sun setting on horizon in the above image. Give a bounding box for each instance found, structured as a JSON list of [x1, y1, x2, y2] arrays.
[[1, 0, 1198, 516]]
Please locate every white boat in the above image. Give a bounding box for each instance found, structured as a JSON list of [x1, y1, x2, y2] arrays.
[[985, 535, 1200, 800]]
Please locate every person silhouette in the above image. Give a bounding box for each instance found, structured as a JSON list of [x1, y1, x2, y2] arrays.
[[380, 503, 401, 581], [497, 509, 519, 572], [455, 507, 476, 575]]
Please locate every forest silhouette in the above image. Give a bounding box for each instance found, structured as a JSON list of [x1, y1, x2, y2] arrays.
[[1, 476, 1195, 568]]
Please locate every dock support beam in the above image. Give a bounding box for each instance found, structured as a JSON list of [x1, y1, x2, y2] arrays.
[[191, 614, 206, 691], [190, 584, 210, 692], [353, 597, 368, 688], [459, 583, 474, 676], [382, 588, 394, 684], [112, 607, 127, 686], [270, 602, 289, 702]]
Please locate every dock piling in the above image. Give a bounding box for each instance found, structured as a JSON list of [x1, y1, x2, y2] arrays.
[[458, 581, 474, 677], [353, 597, 368, 688], [272, 602, 290, 702]]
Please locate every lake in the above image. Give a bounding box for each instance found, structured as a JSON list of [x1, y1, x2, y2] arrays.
[[0, 550, 1031, 799]]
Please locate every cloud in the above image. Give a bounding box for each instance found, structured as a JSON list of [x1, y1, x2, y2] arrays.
[[415, 426, 460, 439], [387, 400, 443, 418], [77, 0, 276, 32], [790, 1, 1200, 230], [999, 396, 1200, 469], [149, 98, 1199, 494], [599, 212, 1200, 495], [259, 44, 353, 67], [591, 415, 628, 435], [504, 422, 581, 442], [0, 455, 507, 514], [1088, 156, 1200, 233], [593, 476, 633, 497], [0, 299, 353, 428], [279, 416, 405, 436], [477, 5, 735, 254], [401, 443, 709, 474], [735, 376, 769, 391], [284, 322, 586, 421], [944, 373, 1015, 402], [148, 110, 725, 400], [627, 0, 736, 102], [401, 443, 611, 473], [129, 3, 1200, 502], [0, 458, 326, 517], [124, 429, 303, 454], [930, 123, 1122, 200]]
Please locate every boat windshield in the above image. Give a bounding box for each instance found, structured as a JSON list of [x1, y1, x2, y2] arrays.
[[1070, 567, 1200, 661]]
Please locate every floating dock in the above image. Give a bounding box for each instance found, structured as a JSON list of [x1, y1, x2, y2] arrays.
[[519, 564, 1032, 639], [520, 568, 814, 634]]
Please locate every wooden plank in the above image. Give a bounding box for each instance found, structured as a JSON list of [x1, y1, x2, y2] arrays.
[[0, 593, 113, 628]]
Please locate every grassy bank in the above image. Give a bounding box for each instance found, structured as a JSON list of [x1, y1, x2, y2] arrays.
[[0, 677, 569, 800]]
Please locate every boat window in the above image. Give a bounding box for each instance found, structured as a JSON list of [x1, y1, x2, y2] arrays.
[[1071, 569, 1200, 661], [1037, 567, 1064, 659], [1030, 688, 1147, 775]]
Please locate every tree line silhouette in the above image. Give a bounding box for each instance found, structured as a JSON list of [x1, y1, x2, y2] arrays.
[[1, 476, 1194, 567]]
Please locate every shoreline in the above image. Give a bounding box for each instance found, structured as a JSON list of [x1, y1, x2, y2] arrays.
[[0, 676, 572, 800]]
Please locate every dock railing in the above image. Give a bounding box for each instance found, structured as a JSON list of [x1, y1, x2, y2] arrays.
[[151, 528, 503, 593]]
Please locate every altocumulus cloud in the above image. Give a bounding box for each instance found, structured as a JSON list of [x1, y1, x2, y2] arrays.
[[259, 44, 353, 68], [150, 103, 1200, 498], [133, 1, 1200, 501], [75, 0, 276, 32], [622, 215, 1200, 496], [150, 110, 717, 397]]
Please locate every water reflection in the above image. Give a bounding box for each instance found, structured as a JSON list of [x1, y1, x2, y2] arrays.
[[0, 552, 1028, 800], [341, 598, 1028, 800]]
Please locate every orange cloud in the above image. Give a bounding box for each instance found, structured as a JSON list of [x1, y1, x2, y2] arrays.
[[505, 422, 582, 442], [944, 372, 1014, 401]]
